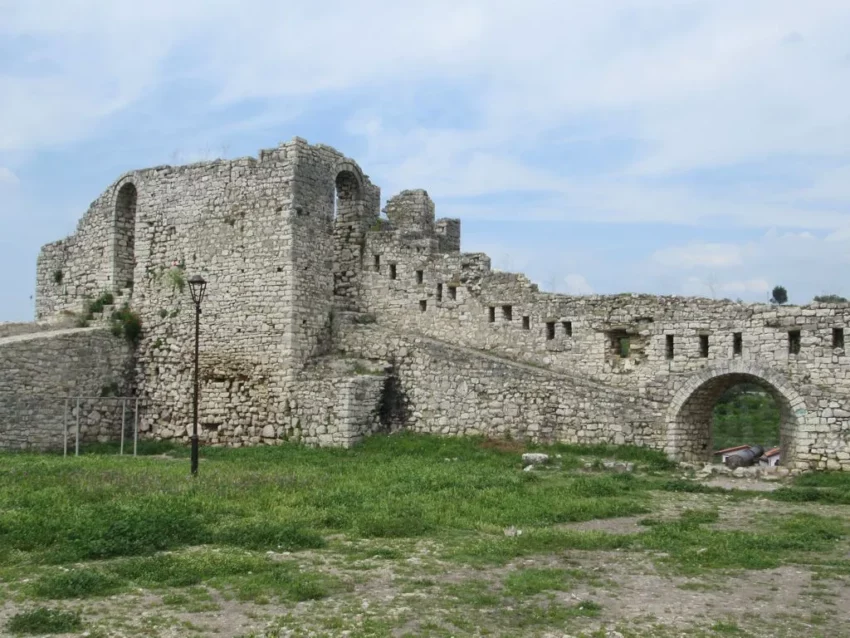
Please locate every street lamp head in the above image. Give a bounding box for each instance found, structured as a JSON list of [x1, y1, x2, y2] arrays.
[[188, 275, 207, 306]]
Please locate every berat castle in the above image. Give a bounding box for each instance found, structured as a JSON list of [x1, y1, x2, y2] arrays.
[[1, 137, 848, 471]]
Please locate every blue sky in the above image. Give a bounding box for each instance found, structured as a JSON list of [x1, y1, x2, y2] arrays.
[[2, 0, 850, 321]]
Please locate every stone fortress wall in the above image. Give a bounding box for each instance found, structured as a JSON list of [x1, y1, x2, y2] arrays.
[[0, 328, 134, 450], [15, 137, 850, 470]]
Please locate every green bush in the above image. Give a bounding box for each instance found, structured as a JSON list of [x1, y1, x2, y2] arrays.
[[110, 304, 142, 345], [356, 510, 432, 538], [29, 569, 125, 599], [771, 487, 850, 505], [6, 608, 82, 634], [213, 521, 326, 551], [56, 498, 204, 562], [167, 268, 186, 293], [86, 291, 114, 316]]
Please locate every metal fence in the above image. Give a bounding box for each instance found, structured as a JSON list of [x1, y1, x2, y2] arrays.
[[0, 394, 153, 455], [61, 396, 142, 457]]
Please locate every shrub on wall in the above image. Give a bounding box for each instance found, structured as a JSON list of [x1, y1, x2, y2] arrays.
[[111, 304, 142, 346], [167, 268, 186, 293], [77, 291, 116, 327]]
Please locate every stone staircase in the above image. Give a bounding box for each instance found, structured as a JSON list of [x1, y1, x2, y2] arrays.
[[77, 287, 134, 325]]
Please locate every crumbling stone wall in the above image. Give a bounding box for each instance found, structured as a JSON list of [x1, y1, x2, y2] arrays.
[[340, 322, 661, 446], [33, 138, 382, 450], [355, 190, 850, 470], [0, 327, 133, 450], [23, 137, 850, 469]]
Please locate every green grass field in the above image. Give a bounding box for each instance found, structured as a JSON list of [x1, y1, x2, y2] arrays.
[[0, 433, 848, 637]]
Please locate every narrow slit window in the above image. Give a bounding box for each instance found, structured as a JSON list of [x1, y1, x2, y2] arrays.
[[546, 322, 555, 340], [733, 332, 742, 356], [374, 255, 380, 272], [416, 270, 424, 284], [833, 327, 844, 349], [448, 286, 457, 301], [419, 300, 427, 312], [788, 330, 801, 355], [666, 334, 674, 360], [562, 321, 572, 337], [522, 316, 530, 330], [436, 283, 443, 302], [699, 334, 709, 358], [488, 306, 495, 323], [389, 264, 397, 280], [618, 336, 630, 358], [502, 305, 512, 321]]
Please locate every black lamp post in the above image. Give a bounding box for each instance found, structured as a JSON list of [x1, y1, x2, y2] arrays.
[[188, 275, 207, 476]]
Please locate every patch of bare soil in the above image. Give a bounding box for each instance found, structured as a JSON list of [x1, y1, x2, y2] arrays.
[[2, 546, 844, 638], [551, 552, 824, 631], [559, 516, 646, 535], [700, 476, 784, 492]]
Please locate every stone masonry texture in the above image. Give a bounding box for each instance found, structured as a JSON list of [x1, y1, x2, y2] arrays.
[[0, 328, 134, 450], [1, 136, 844, 470]]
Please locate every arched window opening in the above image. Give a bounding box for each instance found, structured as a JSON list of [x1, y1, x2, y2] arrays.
[[114, 183, 137, 291], [334, 170, 360, 223]]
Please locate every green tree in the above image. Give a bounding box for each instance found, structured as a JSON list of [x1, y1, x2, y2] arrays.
[[814, 294, 848, 303], [770, 285, 788, 305]]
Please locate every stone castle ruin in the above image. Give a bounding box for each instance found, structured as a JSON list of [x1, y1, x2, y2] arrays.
[[2, 137, 849, 470]]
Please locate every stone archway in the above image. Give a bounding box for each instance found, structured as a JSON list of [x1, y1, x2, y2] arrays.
[[665, 362, 807, 466], [114, 182, 137, 291]]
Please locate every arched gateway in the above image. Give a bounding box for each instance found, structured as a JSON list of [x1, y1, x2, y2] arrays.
[[665, 360, 807, 465]]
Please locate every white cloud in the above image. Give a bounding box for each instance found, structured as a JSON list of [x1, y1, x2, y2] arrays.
[[682, 277, 771, 299], [0, 167, 18, 186], [644, 230, 850, 302], [562, 274, 594, 295], [4, 0, 850, 317], [652, 243, 743, 269]]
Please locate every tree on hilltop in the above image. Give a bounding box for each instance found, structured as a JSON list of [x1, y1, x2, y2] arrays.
[[770, 285, 788, 305]]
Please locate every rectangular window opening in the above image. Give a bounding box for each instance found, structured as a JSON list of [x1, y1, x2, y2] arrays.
[[666, 334, 674, 360], [416, 270, 424, 284], [389, 264, 397, 280], [618, 336, 630, 358], [546, 322, 555, 340], [436, 283, 443, 302], [788, 329, 801, 355], [699, 334, 709, 358], [833, 327, 844, 349], [448, 286, 457, 301], [502, 305, 512, 321], [488, 306, 495, 323], [733, 332, 742, 356], [373, 254, 380, 272], [562, 321, 572, 337], [419, 300, 427, 313], [522, 316, 530, 330]]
